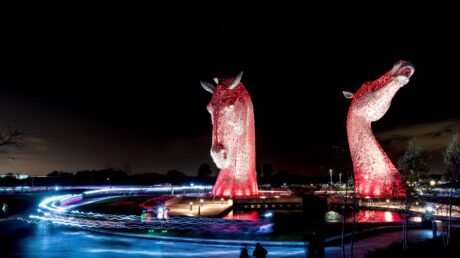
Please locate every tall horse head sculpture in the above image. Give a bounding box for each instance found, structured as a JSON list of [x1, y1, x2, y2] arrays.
[[201, 72, 258, 197], [343, 60, 414, 198]]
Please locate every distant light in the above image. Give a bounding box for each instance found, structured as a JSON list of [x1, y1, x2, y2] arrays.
[[200, 199, 204, 203], [425, 206, 433, 213], [283, 182, 287, 186], [415, 201, 419, 205], [55, 186, 60, 191], [189, 202, 193, 205], [412, 217, 422, 223], [264, 212, 273, 218], [190, 183, 194, 187], [386, 199, 390, 203], [259, 196, 267, 199], [274, 195, 280, 198], [430, 180, 436, 186], [384, 211, 393, 222]]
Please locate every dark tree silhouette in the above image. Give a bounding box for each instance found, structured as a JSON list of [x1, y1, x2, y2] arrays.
[[274, 170, 289, 185], [263, 164, 273, 180], [166, 170, 186, 183], [332, 143, 353, 258], [72, 168, 127, 185], [443, 134, 460, 246], [398, 140, 429, 251], [0, 127, 23, 159], [256, 163, 262, 179], [197, 163, 212, 178]]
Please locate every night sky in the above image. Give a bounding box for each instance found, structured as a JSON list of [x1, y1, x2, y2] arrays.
[[0, 1, 459, 176]]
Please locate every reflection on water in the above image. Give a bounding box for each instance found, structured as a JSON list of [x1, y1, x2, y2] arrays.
[[223, 210, 259, 220], [347, 210, 403, 223], [1, 219, 305, 257], [325, 210, 403, 223]]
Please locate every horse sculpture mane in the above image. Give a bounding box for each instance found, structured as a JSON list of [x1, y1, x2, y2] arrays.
[[343, 60, 414, 198], [201, 72, 258, 197]]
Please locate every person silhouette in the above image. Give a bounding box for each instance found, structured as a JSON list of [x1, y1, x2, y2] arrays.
[[307, 230, 325, 258], [239, 245, 250, 258], [253, 243, 267, 258], [2, 202, 8, 218]]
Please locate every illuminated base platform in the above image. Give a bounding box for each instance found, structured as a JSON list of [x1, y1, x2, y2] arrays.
[[166, 197, 233, 217], [232, 196, 302, 211]]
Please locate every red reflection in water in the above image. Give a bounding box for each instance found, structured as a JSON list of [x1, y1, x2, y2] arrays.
[[223, 211, 259, 220], [347, 210, 403, 223]]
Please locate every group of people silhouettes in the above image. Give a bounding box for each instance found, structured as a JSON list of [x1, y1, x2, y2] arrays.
[[238, 231, 325, 257], [240, 243, 267, 258]]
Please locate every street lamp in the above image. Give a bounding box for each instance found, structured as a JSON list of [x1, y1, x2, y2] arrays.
[[200, 199, 204, 207], [189, 202, 193, 211], [221, 198, 224, 205], [339, 173, 342, 185], [329, 169, 333, 189]]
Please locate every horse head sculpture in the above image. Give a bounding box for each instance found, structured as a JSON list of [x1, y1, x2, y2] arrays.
[[343, 61, 414, 197], [201, 72, 258, 196]]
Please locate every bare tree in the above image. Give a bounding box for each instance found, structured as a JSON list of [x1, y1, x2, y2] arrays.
[[397, 140, 429, 251], [332, 144, 353, 258], [443, 134, 460, 246], [0, 127, 23, 159]]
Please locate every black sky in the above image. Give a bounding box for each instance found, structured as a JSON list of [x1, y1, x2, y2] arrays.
[[0, 1, 459, 176]]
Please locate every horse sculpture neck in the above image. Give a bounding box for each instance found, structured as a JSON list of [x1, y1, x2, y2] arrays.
[[346, 113, 404, 197]]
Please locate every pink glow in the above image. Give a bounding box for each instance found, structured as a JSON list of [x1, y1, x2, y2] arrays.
[[346, 210, 403, 223], [344, 61, 414, 198], [223, 210, 259, 220], [140, 196, 174, 210], [201, 73, 258, 197]]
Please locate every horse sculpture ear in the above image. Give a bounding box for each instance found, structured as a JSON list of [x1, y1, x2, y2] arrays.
[[343, 91, 354, 99], [228, 71, 243, 90], [201, 81, 215, 94]]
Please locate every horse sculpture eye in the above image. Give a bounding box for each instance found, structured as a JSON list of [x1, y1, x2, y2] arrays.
[[225, 105, 235, 114], [207, 105, 213, 114]]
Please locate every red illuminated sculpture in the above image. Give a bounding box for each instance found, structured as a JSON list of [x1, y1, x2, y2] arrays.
[[201, 72, 258, 197], [343, 61, 414, 198]]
